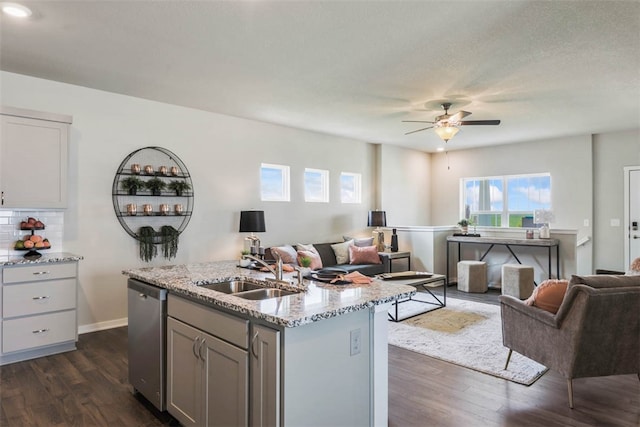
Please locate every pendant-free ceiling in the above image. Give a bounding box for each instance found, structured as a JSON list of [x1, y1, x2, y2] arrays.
[[403, 103, 501, 143]]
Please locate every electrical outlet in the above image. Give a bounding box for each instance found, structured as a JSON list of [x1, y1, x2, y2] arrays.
[[350, 329, 361, 356]]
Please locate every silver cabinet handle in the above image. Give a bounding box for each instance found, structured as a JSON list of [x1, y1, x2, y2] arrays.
[[32, 271, 50, 276], [633, 235, 640, 239], [32, 296, 50, 300], [251, 331, 259, 359], [199, 338, 206, 361], [1, 191, 4, 206], [32, 328, 49, 334], [192, 336, 201, 359]]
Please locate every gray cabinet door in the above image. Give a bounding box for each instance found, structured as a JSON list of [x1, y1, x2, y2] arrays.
[[0, 115, 68, 208], [203, 334, 248, 427], [250, 324, 281, 427], [166, 317, 202, 427]]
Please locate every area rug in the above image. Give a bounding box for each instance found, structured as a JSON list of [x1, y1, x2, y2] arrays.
[[387, 298, 548, 385]]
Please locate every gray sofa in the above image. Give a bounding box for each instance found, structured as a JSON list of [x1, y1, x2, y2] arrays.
[[500, 274, 640, 408], [266, 242, 388, 276]]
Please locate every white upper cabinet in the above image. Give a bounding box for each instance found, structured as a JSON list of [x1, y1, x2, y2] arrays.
[[1, 107, 72, 209]]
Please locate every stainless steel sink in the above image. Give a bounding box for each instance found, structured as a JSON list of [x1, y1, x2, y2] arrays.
[[200, 280, 264, 294], [234, 288, 297, 300]]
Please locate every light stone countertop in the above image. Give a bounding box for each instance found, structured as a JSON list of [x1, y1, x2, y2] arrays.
[[123, 261, 416, 328], [0, 252, 84, 266]]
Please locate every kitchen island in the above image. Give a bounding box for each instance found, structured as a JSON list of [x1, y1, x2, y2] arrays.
[[124, 261, 415, 427]]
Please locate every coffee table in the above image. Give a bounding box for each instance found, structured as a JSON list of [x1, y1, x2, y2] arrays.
[[380, 273, 447, 322]]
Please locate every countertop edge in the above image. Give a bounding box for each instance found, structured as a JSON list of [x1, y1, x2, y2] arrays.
[[0, 252, 84, 266]]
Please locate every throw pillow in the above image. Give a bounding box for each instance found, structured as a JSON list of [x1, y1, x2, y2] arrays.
[[296, 250, 322, 270], [524, 279, 569, 314], [343, 236, 375, 247], [627, 257, 640, 276], [296, 243, 319, 255], [331, 240, 354, 264], [270, 245, 299, 265], [349, 245, 382, 265]]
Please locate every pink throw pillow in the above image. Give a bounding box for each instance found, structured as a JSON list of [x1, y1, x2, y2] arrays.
[[349, 245, 382, 265], [296, 250, 323, 270], [524, 279, 569, 314], [270, 245, 299, 265]]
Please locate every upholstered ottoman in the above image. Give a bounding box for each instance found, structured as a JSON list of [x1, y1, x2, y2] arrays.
[[457, 261, 488, 293], [501, 264, 535, 299]]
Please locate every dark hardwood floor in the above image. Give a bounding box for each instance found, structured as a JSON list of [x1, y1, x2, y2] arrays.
[[1, 300, 638, 426]]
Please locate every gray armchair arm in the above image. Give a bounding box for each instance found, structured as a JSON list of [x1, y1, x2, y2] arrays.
[[499, 295, 559, 328]]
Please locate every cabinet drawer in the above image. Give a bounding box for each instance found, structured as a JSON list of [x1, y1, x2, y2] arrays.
[[3, 279, 76, 318], [2, 310, 76, 353], [168, 294, 248, 349], [3, 262, 76, 284]]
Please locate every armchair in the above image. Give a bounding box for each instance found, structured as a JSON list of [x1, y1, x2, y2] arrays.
[[500, 274, 640, 408]]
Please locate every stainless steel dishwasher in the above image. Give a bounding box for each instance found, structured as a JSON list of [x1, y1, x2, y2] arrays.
[[128, 278, 167, 411]]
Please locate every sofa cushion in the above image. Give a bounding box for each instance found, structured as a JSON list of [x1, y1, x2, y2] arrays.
[[312, 243, 338, 267], [524, 279, 568, 314], [331, 240, 354, 264], [270, 245, 299, 265], [349, 245, 382, 265], [338, 263, 386, 276], [296, 243, 318, 254], [343, 236, 375, 247], [296, 250, 323, 270]]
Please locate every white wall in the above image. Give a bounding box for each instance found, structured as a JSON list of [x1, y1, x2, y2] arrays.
[[1, 71, 380, 330], [378, 144, 431, 226]]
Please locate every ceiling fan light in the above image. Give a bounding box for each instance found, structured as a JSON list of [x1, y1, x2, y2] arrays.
[[434, 125, 459, 142]]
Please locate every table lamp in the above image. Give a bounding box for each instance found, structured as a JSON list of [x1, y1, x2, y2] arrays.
[[239, 210, 266, 254], [368, 210, 387, 252]]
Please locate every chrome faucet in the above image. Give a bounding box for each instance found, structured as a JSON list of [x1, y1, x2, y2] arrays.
[[243, 253, 284, 282]]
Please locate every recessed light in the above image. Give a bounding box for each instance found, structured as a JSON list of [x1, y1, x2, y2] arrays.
[[436, 147, 445, 152], [1, 2, 32, 18]]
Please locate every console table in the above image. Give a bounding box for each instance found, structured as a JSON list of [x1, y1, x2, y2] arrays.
[[446, 236, 560, 283]]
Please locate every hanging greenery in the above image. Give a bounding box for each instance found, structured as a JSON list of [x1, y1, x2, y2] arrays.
[[138, 226, 157, 262], [160, 225, 179, 259]]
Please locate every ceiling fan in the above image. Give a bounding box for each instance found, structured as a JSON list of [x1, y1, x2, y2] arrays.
[[403, 102, 501, 142]]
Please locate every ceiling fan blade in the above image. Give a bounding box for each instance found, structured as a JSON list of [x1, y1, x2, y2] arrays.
[[402, 120, 436, 123], [447, 110, 471, 122], [405, 126, 434, 135], [459, 120, 501, 126]]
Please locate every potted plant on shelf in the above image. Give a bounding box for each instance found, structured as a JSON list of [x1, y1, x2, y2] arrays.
[[120, 176, 145, 195], [167, 180, 191, 196], [145, 177, 166, 196], [138, 226, 157, 262], [160, 225, 179, 259], [457, 218, 473, 234]]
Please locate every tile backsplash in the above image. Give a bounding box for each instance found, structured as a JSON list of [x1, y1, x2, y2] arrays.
[[0, 210, 65, 258]]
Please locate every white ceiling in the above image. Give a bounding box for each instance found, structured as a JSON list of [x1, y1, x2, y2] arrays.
[[1, 1, 639, 152]]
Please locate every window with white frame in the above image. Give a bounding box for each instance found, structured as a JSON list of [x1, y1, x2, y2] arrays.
[[461, 173, 551, 227], [304, 168, 329, 203], [340, 172, 362, 204], [260, 163, 290, 201]]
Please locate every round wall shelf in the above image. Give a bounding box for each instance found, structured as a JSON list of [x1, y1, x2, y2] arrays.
[[112, 146, 194, 242]]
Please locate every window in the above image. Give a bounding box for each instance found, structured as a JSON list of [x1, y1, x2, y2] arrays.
[[260, 163, 290, 201], [340, 172, 361, 204], [304, 168, 329, 203], [461, 173, 551, 227]]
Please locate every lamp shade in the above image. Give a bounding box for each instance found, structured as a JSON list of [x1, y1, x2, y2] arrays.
[[367, 210, 387, 227], [239, 210, 266, 233]]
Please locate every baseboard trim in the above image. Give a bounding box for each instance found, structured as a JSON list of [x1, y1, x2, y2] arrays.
[[78, 317, 128, 335]]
